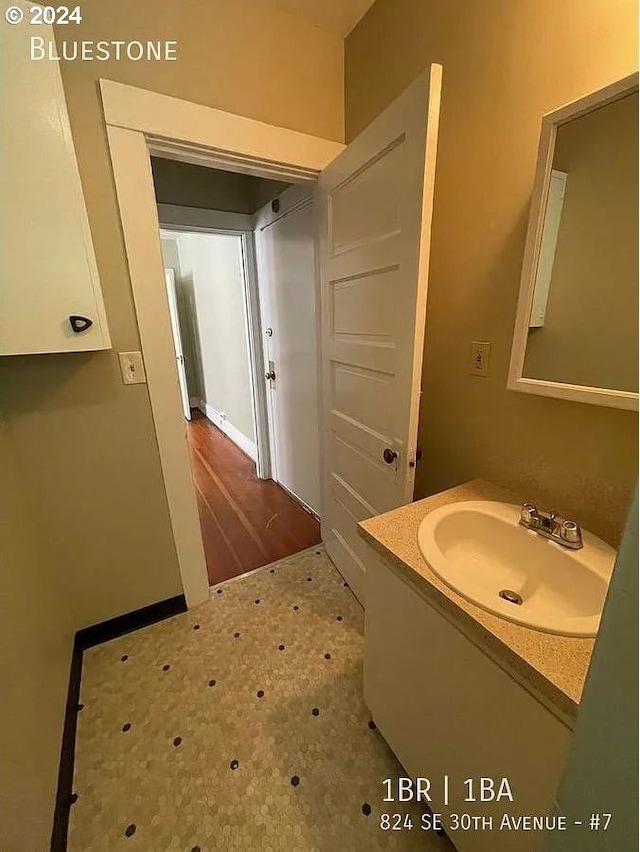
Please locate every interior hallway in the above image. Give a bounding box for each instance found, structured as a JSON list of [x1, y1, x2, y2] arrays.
[[187, 410, 322, 586]]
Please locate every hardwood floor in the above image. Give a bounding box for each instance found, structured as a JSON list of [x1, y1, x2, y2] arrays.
[[186, 410, 321, 586]]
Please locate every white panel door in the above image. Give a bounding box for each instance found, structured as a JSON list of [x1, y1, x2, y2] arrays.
[[318, 65, 442, 602], [0, 4, 110, 355], [255, 192, 320, 513], [164, 269, 191, 421]]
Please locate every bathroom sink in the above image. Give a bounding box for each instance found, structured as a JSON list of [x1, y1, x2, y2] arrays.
[[417, 501, 615, 637]]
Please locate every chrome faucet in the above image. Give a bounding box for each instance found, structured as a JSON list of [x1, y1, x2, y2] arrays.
[[519, 502, 583, 550]]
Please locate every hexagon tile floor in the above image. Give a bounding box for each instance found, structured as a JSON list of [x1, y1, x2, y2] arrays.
[[69, 547, 452, 852]]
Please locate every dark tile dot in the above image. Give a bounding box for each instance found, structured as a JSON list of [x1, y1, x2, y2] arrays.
[[230, 759, 239, 770], [336, 615, 343, 621], [162, 664, 170, 671], [291, 775, 300, 787], [193, 624, 200, 631], [254, 599, 261, 604], [324, 653, 331, 660], [278, 644, 285, 651], [292, 605, 299, 611], [208, 679, 216, 687], [122, 723, 131, 732], [315, 550, 321, 555], [69, 793, 78, 805], [173, 736, 182, 747], [307, 577, 312, 582], [216, 589, 223, 595], [343, 582, 348, 588], [125, 824, 136, 838], [368, 720, 377, 730], [234, 632, 240, 638], [77, 703, 84, 712], [257, 690, 264, 698], [191, 847, 201, 852], [362, 803, 372, 816], [120, 655, 128, 662], [311, 708, 320, 717], [269, 569, 275, 574]]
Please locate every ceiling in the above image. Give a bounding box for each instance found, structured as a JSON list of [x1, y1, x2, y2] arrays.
[[266, 0, 376, 36]]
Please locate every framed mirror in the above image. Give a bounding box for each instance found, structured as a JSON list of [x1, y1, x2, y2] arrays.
[[508, 73, 638, 411]]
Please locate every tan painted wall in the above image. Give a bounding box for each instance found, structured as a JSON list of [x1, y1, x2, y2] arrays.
[[178, 233, 256, 442], [152, 157, 288, 214], [524, 92, 639, 391], [0, 0, 343, 630], [346, 0, 638, 545], [0, 421, 75, 850]]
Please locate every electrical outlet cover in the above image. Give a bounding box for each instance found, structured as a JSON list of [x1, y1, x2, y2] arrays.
[[118, 350, 147, 385], [470, 341, 491, 376]]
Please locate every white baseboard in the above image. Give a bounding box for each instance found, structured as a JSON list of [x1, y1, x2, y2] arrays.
[[196, 400, 257, 462]]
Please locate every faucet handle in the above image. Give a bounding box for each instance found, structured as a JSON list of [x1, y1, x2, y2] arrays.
[[560, 519, 582, 547], [520, 502, 538, 524]]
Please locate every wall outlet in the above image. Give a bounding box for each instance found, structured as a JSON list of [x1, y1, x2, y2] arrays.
[[469, 341, 491, 376], [118, 351, 147, 385]]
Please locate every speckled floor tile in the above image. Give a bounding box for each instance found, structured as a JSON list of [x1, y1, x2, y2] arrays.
[[68, 548, 451, 851]]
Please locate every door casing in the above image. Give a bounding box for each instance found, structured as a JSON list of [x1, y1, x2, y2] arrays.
[[102, 80, 344, 607]]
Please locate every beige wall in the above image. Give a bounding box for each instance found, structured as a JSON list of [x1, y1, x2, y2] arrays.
[[524, 92, 638, 391], [1, 0, 343, 629], [152, 157, 289, 214], [177, 233, 256, 442], [0, 421, 75, 850], [346, 0, 638, 545]]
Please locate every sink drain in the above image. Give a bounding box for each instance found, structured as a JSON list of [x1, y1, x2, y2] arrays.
[[499, 589, 523, 605]]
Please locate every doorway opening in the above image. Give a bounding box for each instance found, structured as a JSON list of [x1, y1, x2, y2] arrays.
[[102, 70, 440, 607], [152, 158, 322, 585]]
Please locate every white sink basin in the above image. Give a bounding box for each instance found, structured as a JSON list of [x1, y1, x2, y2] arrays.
[[417, 501, 615, 637]]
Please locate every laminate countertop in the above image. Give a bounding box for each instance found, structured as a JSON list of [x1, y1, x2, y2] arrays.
[[358, 479, 598, 726]]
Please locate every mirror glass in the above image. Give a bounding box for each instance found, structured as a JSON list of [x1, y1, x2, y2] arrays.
[[522, 91, 638, 393]]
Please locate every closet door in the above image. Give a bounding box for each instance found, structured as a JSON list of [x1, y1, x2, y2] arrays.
[[0, 5, 110, 355]]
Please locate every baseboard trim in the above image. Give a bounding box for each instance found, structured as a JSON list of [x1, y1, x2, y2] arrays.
[[197, 400, 257, 462], [50, 642, 83, 852], [76, 594, 187, 651], [278, 481, 319, 519], [51, 594, 186, 850]]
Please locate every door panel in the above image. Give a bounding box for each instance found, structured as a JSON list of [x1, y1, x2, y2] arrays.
[[255, 192, 320, 512], [331, 362, 394, 438], [165, 269, 191, 421], [318, 66, 442, 602]]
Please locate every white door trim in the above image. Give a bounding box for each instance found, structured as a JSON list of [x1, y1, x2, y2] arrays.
[[101, 80, 344, 607], [158, 203, 255, 233], [101, 80, 341, 181]]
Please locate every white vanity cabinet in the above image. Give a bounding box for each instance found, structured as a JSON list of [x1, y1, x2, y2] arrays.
[[0, 8, 110, 355], [365, 555, 572, 852]]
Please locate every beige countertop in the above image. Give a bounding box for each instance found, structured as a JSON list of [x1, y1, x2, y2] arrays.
[[358, 479, 596, 726]]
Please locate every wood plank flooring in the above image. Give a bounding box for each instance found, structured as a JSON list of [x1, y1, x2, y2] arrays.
[[187, 410, 321, 586]]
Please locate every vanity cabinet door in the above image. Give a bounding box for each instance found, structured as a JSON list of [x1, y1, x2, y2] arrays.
[[364, 557, 572, 852], [0, 7, 110, 355]]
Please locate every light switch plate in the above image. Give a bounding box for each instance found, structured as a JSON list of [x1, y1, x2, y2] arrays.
[[118, 351, 147, 385], [470, 341, 491, 376]]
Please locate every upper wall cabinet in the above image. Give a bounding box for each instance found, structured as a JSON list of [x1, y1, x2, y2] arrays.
[[508, 73, 638, 411], [0, 7, 110, 355]]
